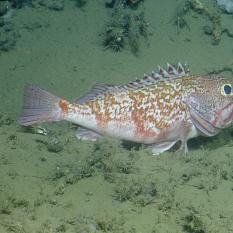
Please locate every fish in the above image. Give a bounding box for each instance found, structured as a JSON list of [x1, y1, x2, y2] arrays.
[[18, 63, 233, 154]]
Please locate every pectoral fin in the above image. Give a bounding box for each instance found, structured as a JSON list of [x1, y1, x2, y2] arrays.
[[188, 107, 220, 136]]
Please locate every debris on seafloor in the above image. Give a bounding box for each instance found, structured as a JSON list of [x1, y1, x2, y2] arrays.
[[172, 0, 233, 45], [216, 0, 233, 13], [22, 125, 48, 136]]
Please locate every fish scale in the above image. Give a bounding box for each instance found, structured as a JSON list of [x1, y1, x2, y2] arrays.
[[18, 63, 233, 154]]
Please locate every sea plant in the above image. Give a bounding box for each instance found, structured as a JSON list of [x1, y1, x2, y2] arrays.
[[106, 0, 144, 8], [0, 199, 11, 215], [74, 0, 87, 8], [182, 212, 206, 233], [173, 0, 223, 45], [9, 0, 32, 8], [113, 175, 157, 206], [103, 0, 150, 54]]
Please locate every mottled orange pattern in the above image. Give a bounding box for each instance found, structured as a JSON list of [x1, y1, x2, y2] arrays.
[[71, 75, 200, 142]]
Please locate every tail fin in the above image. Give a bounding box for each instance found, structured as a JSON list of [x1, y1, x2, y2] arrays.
[[18, 85, 64, 126]]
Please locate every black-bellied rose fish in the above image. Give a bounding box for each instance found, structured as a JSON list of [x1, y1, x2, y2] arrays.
[[18, 63, 233, 154]]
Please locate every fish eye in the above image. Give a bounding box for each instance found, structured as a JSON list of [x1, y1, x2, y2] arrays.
[[221, 84, 232, 96]]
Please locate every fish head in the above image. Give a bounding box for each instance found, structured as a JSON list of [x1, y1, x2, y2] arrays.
[[185, 75, 233, 136]]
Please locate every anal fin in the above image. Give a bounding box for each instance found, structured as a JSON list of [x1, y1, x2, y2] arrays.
[[75, 127, 102, 141]]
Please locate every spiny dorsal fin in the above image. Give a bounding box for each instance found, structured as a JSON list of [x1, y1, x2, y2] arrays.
[[123, 62, 190, 90], [75, 63, 190, 104]]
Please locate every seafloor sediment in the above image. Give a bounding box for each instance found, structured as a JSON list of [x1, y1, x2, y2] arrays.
[[0, 0, 233, 232]]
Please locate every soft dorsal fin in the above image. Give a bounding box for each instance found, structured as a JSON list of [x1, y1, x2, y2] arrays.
[[74, 83, 121, 104], [75, 63, 190, 104]]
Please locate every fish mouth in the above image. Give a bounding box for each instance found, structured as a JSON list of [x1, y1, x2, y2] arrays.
[[214, 102, 233, 129]]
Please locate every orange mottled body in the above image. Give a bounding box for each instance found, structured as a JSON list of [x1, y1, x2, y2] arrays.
[[18, 63, 233, 154], [64, 75, 200, 145]]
